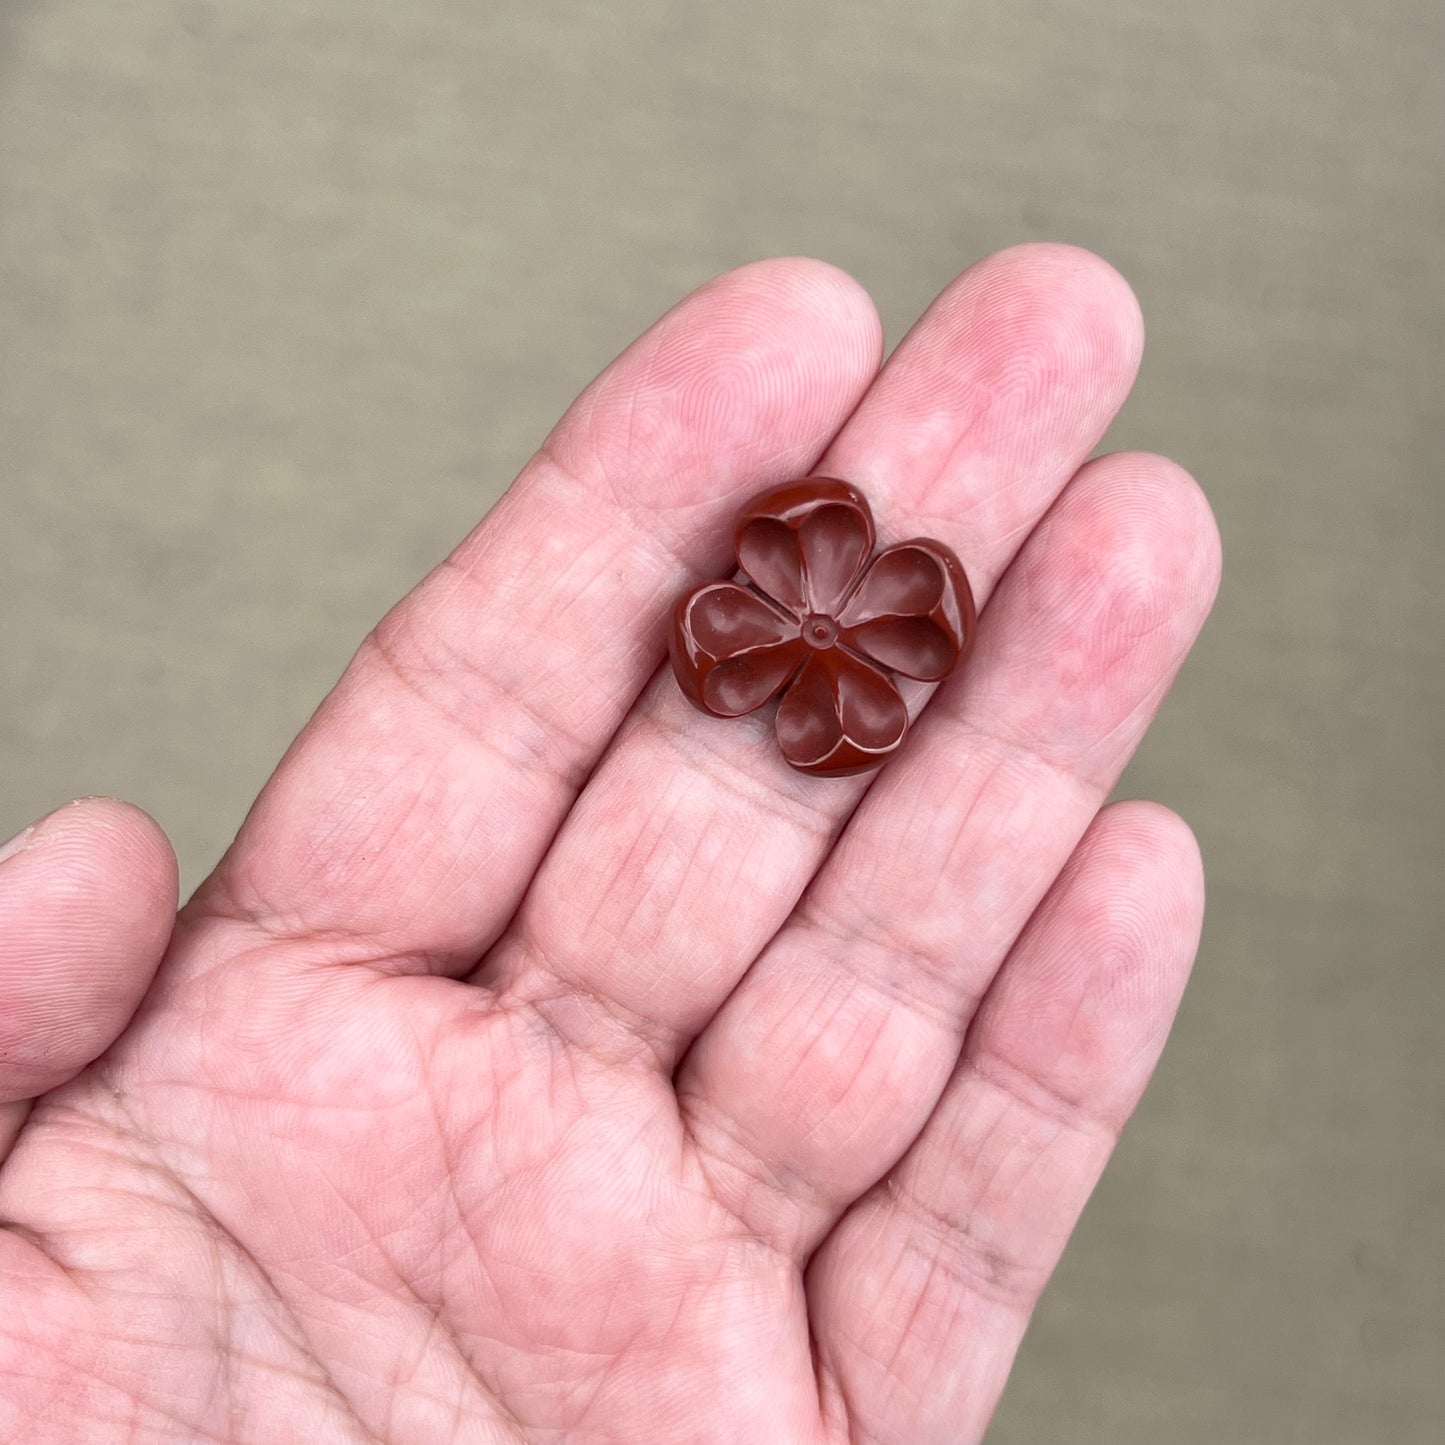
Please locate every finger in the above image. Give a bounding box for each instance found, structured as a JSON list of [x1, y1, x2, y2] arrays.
[[0, 799, 177, 1163], [808, 802, 1205, 1445], [487, 244, 1144, 1059], [679, 453, 1219, 1253], [187, 260, 882, 972]]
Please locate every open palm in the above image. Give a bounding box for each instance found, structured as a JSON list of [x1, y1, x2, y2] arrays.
[[0, 246, 1219, 1444]]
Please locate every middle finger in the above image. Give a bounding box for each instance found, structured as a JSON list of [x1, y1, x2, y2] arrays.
[[483, 244, 1143, 1063]]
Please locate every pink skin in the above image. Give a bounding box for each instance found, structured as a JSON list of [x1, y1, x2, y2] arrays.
[[0, 246, 1219, 1444]]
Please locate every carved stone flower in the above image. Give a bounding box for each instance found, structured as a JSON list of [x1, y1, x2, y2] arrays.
[[669, 478, 976, 776]]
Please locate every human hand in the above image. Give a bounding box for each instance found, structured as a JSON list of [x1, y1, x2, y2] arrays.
[[0, 245, 1220, 1444]]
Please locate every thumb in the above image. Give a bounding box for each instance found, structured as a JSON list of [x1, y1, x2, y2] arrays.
[[0, 797, 177, 1161]]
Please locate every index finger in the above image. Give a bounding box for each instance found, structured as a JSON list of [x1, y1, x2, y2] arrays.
[[188, 261, 882, 971]]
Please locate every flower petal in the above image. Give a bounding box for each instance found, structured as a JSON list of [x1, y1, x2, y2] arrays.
[[702, 640, 807, 717], [838, 540, 977, 681], [684, 581, 798, 656], [670, 582, 804, 717], [734, 477, 874, 618], [798, 500, 873, 615], [775, 649, 909, 777]]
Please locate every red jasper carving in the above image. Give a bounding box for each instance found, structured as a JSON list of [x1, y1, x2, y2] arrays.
[[669, 478, 976, 777]]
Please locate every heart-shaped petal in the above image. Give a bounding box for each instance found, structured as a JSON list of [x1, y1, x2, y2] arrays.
[[734, 478, 875, 619], [774, 649, 909, 777], [838, 541, 976, 681], [670, 582, 805, 717]]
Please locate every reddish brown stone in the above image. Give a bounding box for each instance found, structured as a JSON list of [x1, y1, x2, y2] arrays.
[[669, 478, 976, 777]]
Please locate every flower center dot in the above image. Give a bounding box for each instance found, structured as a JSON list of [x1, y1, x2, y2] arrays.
[[803, 614, 837, 649]]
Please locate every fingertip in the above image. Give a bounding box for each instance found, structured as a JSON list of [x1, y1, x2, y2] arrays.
[[1062, 451, 1223, 622], [982, 240, 1145, 371], [1080, 798, 1207, 939], [749, 255, 885, 369], [974, 798, 1208, 1126], [9, 795, 179, 937], [1062, 800, 1207, 1034], [830, 243, 1147, 534], [0, 797, 178, 1101], [1088, 450, 1223, 602], [709, 255, 883, 351], [970, 451, 1222, 787], [675, 256, 885, 422], [922, 243, 1145, 415], [540, 255, 884, 517]]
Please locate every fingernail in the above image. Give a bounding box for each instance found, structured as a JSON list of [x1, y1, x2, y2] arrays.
[[0, 824, 36, 867]]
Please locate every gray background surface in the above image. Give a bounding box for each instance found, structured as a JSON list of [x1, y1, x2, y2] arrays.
[[1, 2, 1441, 1440]]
